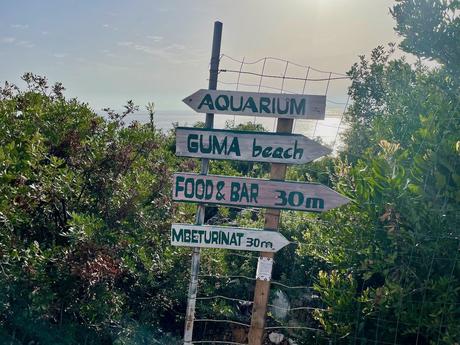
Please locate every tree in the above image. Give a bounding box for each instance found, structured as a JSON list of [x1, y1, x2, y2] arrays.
[[295, 6, 460, 343], [391, 0, 460, 76], [0, 74, 188, 344]]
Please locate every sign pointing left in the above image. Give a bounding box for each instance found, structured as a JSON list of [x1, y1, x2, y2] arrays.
[[183, 89, 326, 119], [171, 224, 290, 252]]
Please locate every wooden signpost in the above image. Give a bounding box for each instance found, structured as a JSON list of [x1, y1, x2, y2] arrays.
[[183, 89, 326, 119], [248, 118, 291, 344], [175, 20, 350, 345], [175, 127, 331, 164], [173, 172, 350, 212], [171, 224, 290, 252]]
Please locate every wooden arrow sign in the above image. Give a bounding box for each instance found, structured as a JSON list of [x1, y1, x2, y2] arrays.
[[172, 173, 350, 212], [175, 127, 331, 164], [183, 89, 326, 119], [171, 224, 290, 252]]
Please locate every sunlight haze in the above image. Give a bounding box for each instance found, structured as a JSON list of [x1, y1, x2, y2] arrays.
[[1, 0, 398, 110]]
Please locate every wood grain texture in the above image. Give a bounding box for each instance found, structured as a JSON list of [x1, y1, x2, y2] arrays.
[[170, 224, 290, 252], [172, 172, 350, 212], [175, 127, 331, 164], [248, 118, 293, 345], [183, 89, 326, 119]]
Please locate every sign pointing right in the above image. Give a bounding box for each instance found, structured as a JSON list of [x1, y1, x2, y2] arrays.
[[173, 173, 350, 212], [171, 224, 290, 252], [175, 127, 331, 165]]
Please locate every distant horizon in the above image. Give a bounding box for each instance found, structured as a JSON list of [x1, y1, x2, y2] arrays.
[[1, 0, 401, 111], [111, 108, 347, 148]]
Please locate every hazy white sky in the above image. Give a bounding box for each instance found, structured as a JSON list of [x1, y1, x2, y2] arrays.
[[0, 0, 402, 111]]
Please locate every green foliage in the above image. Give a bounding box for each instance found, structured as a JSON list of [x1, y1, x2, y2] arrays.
[[391, 0, 460, 77], [1, 2, 459, 343], [297, 15, 460, 343], [0, 74, 192, 344], [0, 75, 310, 344], [313, 270, 358, 335]]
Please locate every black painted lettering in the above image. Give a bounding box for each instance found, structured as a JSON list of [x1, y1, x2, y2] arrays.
[[195, 179, 205, 199], [213, 136, 227, 155], [215, 95, 229, 111], [175, 176, 185, 197], [272, 147, 283, 158], [306, 197, 325, 209], [262, 147, 272, 158], [290, 98, 306, 115], [230, 182, 240, 202], [197, 94, 214, 110], [171, 228, 183, 242], [252, 139, 262, 157], [184, 178, 194, 198], [283, 147, 293, 159], [205, 180, 214, 200], [293, 140, 303, 159], [228, 137, 241, 156], [187, 134, 199, 153], [275, 190, 288, 206], [250, 184, 259, 203], [259, 97, 271, 113]]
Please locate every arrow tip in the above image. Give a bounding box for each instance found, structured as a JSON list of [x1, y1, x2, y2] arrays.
[[276, 233, 291, 251], [182, 95, 193, 105], [182, 89, 204, 106]]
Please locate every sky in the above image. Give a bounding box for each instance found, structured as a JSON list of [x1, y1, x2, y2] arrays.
[[0, 0, 402, 112]]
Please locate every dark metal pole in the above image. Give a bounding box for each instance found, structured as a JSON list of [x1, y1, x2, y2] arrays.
[[183, 21, 222, 345]]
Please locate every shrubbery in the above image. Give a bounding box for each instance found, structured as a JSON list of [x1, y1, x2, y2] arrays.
[[0, 74, 190, 344], [1, 1, 458, 344]]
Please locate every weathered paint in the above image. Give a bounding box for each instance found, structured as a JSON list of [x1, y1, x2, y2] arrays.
[[175, 127, 331, 164], [183, 89, 326, 119], [172, 173, 350, 212], [256, 257, 273, 281], [248, 117, 291, 345], [171, 224, 290, 252]]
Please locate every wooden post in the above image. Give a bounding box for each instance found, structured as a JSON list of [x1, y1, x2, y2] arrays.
[[248, 118, 293, 345]]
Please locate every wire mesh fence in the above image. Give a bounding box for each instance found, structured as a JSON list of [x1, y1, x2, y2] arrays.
[[214, 54, 351, 152], [187, 52, 459, 345], [190, 54, 355, 344]]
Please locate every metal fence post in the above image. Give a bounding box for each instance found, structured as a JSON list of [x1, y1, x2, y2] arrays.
[[183, 20, 223, 345]]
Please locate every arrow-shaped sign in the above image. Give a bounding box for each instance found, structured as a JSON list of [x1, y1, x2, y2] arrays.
[[171, 224, 290, 252], [183, 89, 326, 119], [172, 173, 350, 212], [175, 127, 331, 164]]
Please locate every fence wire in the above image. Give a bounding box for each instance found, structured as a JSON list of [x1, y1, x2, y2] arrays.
[[214, 53, 351, 151], [192, 53, 354, 344], [189, 52, 459, 345]]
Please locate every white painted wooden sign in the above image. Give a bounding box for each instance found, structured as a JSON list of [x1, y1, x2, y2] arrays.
[[175, 127, 331, 164], [183, 89, 326, 119], [171, 224, 290, 252], [172, 173, 350, 212]]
